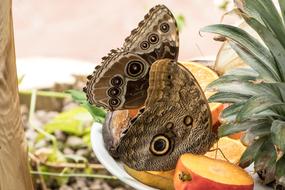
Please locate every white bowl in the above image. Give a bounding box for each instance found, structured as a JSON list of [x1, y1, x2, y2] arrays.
[[91, 123, 272, 190]]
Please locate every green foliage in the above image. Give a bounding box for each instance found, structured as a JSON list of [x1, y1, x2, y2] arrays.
[[44, 107, 93, 135], [66, 89, 107, 123], [202, 0, 285, 186], [175, 14, 186, 31], [25, 88, 113, 188]]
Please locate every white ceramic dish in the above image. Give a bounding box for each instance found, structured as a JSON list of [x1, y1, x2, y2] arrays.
[[91, 123, 272, 190]]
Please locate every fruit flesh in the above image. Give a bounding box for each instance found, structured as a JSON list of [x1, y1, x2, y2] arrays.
[[181, 154, 253, 185], [124, 164, 174, 190], [205, 137, 246, 164], [174, 154, 253, 190]]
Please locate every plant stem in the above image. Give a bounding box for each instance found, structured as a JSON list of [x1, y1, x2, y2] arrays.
[[30, 171, 118, 180], [20, 90, 69, 98], [28, 89, 58, 148], [29, 153, 105, 170]]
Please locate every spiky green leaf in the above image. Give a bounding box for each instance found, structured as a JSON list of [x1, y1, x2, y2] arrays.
[[254, 139, 277, 185], [254, 139, 277, 173], [208, 92, 250, 103], [218, 118, 270, 137], [225, 67, 258, 77], [237, 0, 285, 47], [256, 83, 284, 100], [279, 0, 285, 25], [241, 14, 285, 81], [66, 89, 86, 104], [235, 0, 264, 24], [239, 137, 266, 168], [256, 0, 285, 47], [236, 96, 284, 121], [254, 109, 285, 120], [276, 154, 285, 186], [221, 102, 244, 122], [242, 122, 271, 145], [207, 75, 260, 96], [229, 42, 279, 82], [201, 24, 280, 81], [271, 120, 285, 151], [66, 89, 107, 122]]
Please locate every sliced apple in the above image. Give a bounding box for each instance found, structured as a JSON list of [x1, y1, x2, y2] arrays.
[[174, 154, 253, 190]]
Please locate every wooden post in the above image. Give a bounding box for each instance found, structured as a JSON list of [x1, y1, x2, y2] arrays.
[[0, 0, 34, 189]]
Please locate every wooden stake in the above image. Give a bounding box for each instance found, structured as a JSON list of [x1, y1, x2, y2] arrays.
[[0, 0, 34, 189]]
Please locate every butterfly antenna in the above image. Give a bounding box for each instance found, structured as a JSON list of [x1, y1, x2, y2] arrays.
[[195, 43, 205, 59], [215, 140, 219, 159], [208, 147, 230, 163]]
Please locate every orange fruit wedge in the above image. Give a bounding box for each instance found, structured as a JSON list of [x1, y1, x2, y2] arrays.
[[205, 137, 246, 164]]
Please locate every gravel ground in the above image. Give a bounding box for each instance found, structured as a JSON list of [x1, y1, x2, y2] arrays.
[[21, 92, 134, 190]]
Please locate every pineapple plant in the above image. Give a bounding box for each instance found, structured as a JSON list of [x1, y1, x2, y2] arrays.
[[201, 0, 285, 189]]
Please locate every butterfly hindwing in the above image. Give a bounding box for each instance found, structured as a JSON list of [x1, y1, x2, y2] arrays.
[[116, 59, 216, 171]]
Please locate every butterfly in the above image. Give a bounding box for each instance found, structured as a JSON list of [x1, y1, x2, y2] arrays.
[[103, 59, 216, 171], [83, 5, 179, 111]]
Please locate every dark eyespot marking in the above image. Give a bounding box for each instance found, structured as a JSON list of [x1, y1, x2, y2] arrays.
[[126, 61, 144, 77], [107, 87, 121, 97], [111, 76, 123, 87], [160, 22, 170, 33], [150, 135, 170, 156], [109, 98, 121, 107], [183, 115, 193, 126], [148, 33, 159, 44], [140, 41, 150, 50]]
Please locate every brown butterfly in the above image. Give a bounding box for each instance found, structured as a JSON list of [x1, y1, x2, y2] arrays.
[[83, 5, 179, 111], [104, 59, 216, 171]]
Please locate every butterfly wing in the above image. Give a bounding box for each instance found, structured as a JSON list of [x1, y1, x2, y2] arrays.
[[123, 4, 179, 62], [84, 4, 179, 111], [84, 50, 150, 110], [117, 59, 216, 171]]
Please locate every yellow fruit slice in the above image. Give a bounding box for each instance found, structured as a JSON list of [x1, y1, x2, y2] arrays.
[[124, 164, 174, 190], [181, 61, 218, 90], [205, 137, 246, 164]]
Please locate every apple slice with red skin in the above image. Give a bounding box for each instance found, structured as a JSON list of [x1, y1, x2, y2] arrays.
[[174, 154, 254, 190]]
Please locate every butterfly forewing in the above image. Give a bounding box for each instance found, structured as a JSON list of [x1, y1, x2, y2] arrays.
[[84, 4, 179, 111], [123, 4, 179, 61]]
